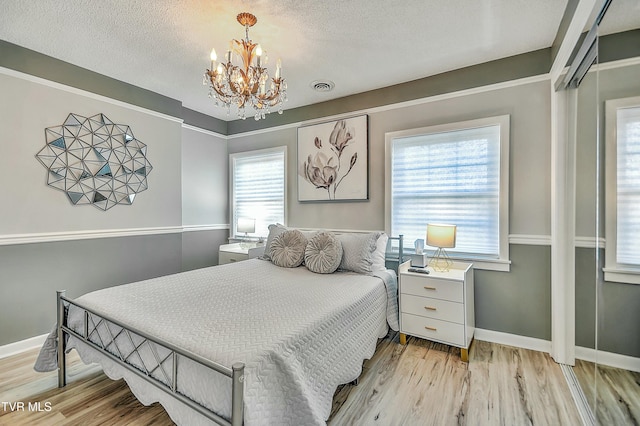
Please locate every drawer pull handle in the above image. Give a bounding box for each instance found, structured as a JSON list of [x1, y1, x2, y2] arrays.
[[423, 286, 436, 290], [424, 306, 436, 311], [424, 326, 437, 331]]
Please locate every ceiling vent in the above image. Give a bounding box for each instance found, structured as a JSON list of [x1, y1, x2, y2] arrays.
[[310, 80, 335, 92]]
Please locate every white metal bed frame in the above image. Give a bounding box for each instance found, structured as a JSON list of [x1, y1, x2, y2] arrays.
[[55, 234, 404, 425]]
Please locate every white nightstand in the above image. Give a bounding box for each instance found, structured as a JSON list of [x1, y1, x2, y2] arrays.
[[218, 243, 265, 265], [398, 260, 475, 362]]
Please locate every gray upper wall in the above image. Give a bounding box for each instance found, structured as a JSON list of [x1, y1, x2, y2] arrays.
[[1, 29, 637, 138], [0, 40, 183, 119], [227, 49, 552, 135]]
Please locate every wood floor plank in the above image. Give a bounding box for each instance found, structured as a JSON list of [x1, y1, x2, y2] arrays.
[[574, 358, 640, 425], [6, 332, 633, 425]]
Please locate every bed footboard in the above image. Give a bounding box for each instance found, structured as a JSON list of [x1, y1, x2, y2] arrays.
[[56, 290, 244, 426]]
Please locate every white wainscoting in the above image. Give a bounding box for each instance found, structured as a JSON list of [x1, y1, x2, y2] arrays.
[[0, 224, 230, 246]]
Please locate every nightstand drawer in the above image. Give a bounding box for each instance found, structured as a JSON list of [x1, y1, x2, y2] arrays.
[[219, 251, 248, 264], [401, 313, 465, 347], [401, 294, 464, 324], [400, 274, 463, 303]]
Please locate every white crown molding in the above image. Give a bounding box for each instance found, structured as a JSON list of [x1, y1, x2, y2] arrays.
[[227, 74, 551, 139], [0, 333, 48, 360], [181, 123, 227, 139], [0, 66, 184, 124], [590, 56, 640, 73], [0, 224, 229, 246]]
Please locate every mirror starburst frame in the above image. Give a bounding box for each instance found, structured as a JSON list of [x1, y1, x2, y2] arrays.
[[35, 113, 153, 211]]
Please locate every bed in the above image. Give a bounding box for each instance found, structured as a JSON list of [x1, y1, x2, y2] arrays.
[[35, 230, 404, 425]]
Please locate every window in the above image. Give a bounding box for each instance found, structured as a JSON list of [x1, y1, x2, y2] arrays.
[[230, 147, 286, 239], [605, 97, 640, 284], [385, 115, 510, 271]]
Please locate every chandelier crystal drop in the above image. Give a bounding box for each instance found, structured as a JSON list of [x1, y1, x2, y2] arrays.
[[204, 12, 287, 121]]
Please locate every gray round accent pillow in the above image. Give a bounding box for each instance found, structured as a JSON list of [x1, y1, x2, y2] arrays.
[[269, 229, 308, 268], [304, 232, 343, 274]]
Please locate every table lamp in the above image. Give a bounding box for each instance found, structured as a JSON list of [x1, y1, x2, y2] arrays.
[[426, 223, 456, 271], [237, 217, 255, 248]]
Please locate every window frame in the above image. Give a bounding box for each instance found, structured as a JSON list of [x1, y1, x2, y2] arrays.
[[229, 146, 287, 240], [384, 115, 510, 271], [604, 96, 640, 284]]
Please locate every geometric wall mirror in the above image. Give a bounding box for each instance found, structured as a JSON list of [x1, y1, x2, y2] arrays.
[[36, 113, 152, 211]]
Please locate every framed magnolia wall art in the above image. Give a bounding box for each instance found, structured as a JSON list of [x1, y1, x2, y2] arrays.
[[297, 115, 368, 202]]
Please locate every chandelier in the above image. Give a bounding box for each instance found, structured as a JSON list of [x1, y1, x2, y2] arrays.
[[204, 12, 287, 120]]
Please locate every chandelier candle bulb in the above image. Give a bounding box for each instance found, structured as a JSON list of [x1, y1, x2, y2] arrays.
[[210, 48, 217, 70], [256, 45, 262, 67], [275, 59, 282, 79]]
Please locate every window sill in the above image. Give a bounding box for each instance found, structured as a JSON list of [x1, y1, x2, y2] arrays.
[[453, 256, 511, 272], [397, 251, 511, 272], [603, 267, 640, 285]]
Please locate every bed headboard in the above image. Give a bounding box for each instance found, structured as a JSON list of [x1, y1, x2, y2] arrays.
[[296, 227, 405, 274], [385, 234, 405, 274]]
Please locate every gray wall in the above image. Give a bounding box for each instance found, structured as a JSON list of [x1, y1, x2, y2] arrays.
[[0, 234, 182, 344], [181, 126, 228, 226], [574, 61, 640, 358], [0, 72, 183, 235], [229, 80, 552, 235], [1, 25, 636, 357], [228, 79, 554, 340], [0, 54, 229, 346]]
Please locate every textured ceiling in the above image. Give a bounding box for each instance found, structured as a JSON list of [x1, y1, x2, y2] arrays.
[[0, 0, 638, 121]]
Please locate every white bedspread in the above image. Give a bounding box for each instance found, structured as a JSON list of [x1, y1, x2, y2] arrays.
[[35, 259, 398, 425]]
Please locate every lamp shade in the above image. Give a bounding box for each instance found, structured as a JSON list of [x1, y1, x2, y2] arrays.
[[237, 217, 255, 234], [426, 224, 456, 249]]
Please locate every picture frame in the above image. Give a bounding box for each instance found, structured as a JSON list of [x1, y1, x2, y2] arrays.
[[297, 114, 368, 202]]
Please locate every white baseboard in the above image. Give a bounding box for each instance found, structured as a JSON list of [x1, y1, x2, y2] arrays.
[[474, 328, 640, 372], [0, 334, 48, 360], [4, 330, 638, 373], [474, 328, 552, 353], [575, 346, 640, 373]]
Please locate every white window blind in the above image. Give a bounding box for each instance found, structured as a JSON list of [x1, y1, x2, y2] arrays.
[[230, 147, 286, 239], [389, 120, 506, 259], [616, 106, 640, 265]]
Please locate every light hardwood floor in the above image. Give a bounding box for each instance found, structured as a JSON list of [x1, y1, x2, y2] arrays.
[[574, 359, 640, 426], [0, 332, 582, 425]]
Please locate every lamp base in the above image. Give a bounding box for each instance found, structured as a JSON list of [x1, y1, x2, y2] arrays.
[[429, 248, 453, 272], [239, 232, 250, 249]]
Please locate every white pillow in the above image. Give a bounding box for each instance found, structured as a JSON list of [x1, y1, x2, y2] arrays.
[[261, 223, 288, 261], [305, 232, 343, 274], [270, 229, 308, 268], [337, 232, 384, 274], [372, 233, 389, 273]]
